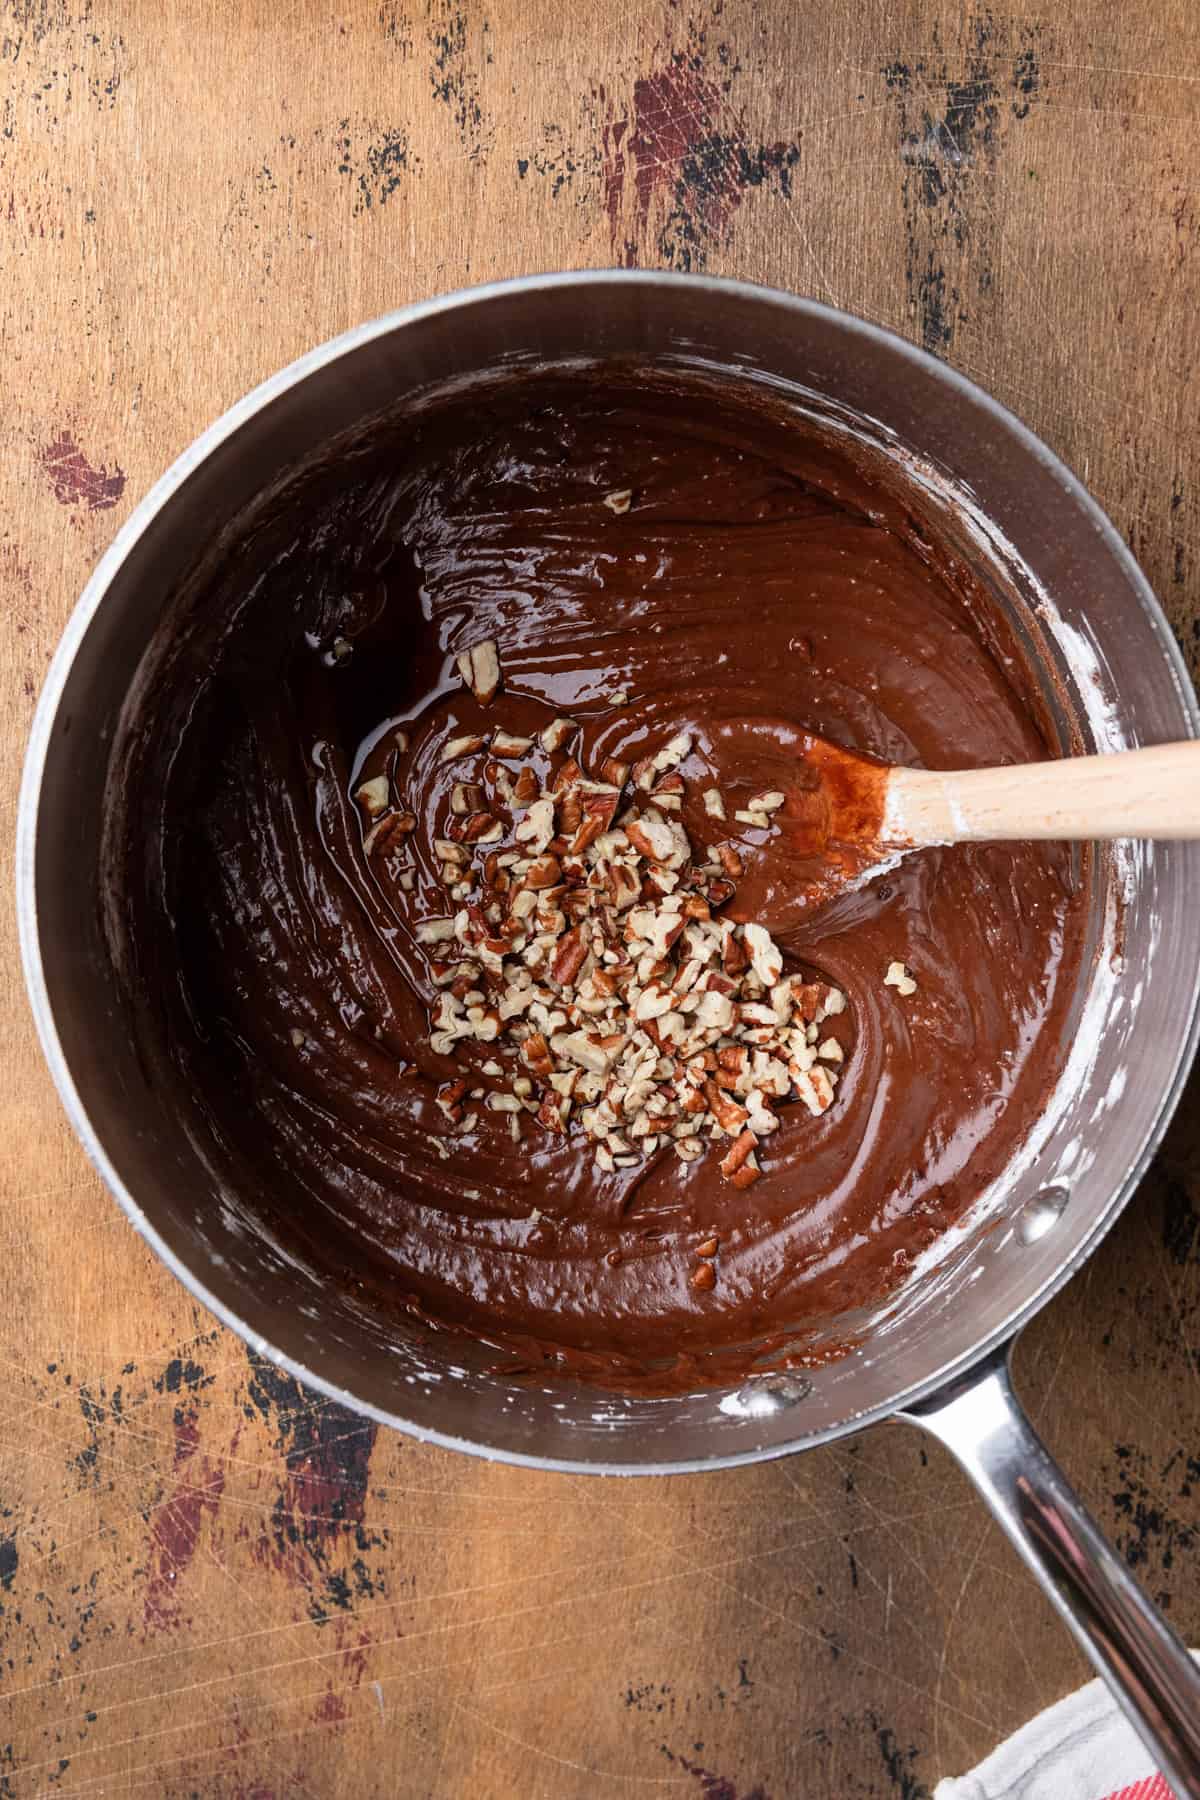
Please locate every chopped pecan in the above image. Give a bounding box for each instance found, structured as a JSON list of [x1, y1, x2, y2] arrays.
[[363, 811, 416, 856], [704, 1080, 750, 1135], [491, 728, 534, 759], [523, 854, 563, 889], [520, 1031, 553, 1078], [718, 1130, 758, 1180], [441, 733, 487, 762], [551, 926, 589, 987], [540, 716, 579, 754], [354, 774, 390, 818], [456, 639, 502, 705], [461, 811, 503, 844], [451, 781, 486, 816], [512, 765, 540, 806]]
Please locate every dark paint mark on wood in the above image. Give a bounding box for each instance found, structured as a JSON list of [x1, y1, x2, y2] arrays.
[[872, 1718, 932, 1799], [882, 18, 1046, 355], [336, 121, 417, 212], [1163, 1172, 1199, 1265], [0, 1532, 16, 1594], [243, 1348, 384, 1615], [377, 4, 413, 54], [38, 430, 125, 511], [1109, 1441, 1198, 1610], [428, 6, 491, 162], [154, 1356, 214, 1396]]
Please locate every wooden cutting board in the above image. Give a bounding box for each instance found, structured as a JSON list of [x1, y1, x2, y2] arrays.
[[1, 2, 1197, 1793]]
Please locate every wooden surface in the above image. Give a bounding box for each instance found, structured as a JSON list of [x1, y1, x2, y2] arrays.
[[2, 2, 1199, 1794]]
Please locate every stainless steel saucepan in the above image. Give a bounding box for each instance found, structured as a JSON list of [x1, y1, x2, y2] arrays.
[[18, 273, 1200, 1794]]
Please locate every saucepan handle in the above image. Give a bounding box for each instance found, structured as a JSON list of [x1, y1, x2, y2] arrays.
[[899, 1343, 1200, 1799]]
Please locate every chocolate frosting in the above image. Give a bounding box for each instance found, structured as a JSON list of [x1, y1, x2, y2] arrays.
[[124, 368, 1084, 1388]]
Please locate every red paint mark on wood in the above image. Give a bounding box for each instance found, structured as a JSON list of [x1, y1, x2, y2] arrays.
[[603, 66, 729, 258], [143, 1405, 225, 1631], [38, 430, 126, 511], [313, 1689, 348, 1724], [600, 57, 799, 269]]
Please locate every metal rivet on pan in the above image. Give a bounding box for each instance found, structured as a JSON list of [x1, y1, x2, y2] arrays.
[[719, 1373, 813, 1419], [1017, 1185, 1070, 1245]]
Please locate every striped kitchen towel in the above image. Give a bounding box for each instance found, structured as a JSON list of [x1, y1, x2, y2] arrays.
[[933, 1664, 1193, 1800]]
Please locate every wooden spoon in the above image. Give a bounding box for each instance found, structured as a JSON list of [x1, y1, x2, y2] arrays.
[[766, 736, 1200, 919]]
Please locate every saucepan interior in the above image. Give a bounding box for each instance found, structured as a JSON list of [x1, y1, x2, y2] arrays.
[[18, 273, 1200, 1471]]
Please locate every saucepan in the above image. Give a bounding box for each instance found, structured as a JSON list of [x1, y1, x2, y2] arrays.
[[17, 273, 1200, 1792]]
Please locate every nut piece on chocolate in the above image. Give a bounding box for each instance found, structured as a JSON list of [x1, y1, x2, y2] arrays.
[[456, 639, 502, 705], [884, 960, 917, 997]]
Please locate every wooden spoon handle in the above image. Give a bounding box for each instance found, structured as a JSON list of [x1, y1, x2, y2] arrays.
[[885, 741, 1200, 844]]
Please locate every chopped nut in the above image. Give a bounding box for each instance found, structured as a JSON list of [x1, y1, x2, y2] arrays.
[[603, 488, 633, 514], [653, 733, 692, 774], [718, 1130, 758, 1181], [515, 796, 556, 852], [690, 1260, 716, 1291], [600, 756, 630, 788], [727, 1152, 762, 1189], [441, 733, 487, 762], [606, 689, 630, 707], [742, 922, 783, 987], [363, 811, 416, 856], [521, 1032, 553, 1078], [491, 728, 534, 759], [884, 960, 918, 997], [436, 1079, 469, 1122], [715, 843, 743, 879], [451, 781, 486, 816], [817, 1037, 844, 1063], [460, 811, 503, 844], [540, 716, 579, 754], [702, 788, 727, 821], [748, 791, 786, 813], [705, 1079, 749, 1135], [735, 809, 769, 827], [696, 1236, 719, 1258], [416, 917, 456, 944], [354, 774, 391, 818], [793, 1065, 837, 1115], [523, 854, 562, 889], [456, 639, 502, 706], [550, 925, 589, 987], [512, 765, 540, 806]]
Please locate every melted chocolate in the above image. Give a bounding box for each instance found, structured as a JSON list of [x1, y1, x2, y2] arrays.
[[126, 369, 1084, 1387]]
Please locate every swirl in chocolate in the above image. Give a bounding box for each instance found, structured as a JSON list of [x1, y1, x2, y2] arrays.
[[127, 369, 1083, 1388]]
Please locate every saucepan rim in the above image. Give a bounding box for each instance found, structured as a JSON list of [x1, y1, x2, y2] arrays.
[[16, 269, 1200, 1475]]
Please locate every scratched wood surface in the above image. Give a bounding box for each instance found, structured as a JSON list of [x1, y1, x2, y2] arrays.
[[1, 2, 1198, 1795]]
